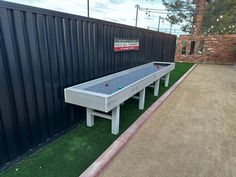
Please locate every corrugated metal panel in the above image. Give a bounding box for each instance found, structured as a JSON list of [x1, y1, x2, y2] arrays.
[[0, 1, 176, 169]]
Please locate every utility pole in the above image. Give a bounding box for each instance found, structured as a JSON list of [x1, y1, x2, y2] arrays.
[[87, 0, 89, 17], [135, 4, 139, 27], [158, 16, 164, 32], [170, 23, 172, 34], [157, 16, 161, 31]]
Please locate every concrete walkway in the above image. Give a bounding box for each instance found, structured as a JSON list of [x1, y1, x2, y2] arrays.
[[100, 64, 236, 177]]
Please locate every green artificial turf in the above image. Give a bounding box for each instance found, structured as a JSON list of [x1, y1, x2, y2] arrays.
[[0, 62, 194, 177]]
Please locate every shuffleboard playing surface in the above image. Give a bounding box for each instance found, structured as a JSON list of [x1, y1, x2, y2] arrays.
[[85, 63, 170, 95]]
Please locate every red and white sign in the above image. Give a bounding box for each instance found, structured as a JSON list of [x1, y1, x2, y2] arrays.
[[114, 38, 139, 52]]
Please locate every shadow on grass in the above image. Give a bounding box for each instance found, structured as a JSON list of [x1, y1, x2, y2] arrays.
[[0, 62, 194, 177]]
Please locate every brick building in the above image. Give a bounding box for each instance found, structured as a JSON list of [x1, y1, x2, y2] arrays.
[[175, 34, 236, 64], [175, 0, 236, 64]]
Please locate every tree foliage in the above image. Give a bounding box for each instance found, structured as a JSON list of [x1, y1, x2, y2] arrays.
[[162, 0, 236, 34], [202, 0, 236, 34], [162, 0, 196, 33]]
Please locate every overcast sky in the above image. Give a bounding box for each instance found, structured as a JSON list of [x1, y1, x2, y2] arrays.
[[4, 0, 184, 35]]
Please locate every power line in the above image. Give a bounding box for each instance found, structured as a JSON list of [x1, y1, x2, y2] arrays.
[[136, 1, 223, 16], [138, 6, 200, 12], [148, 26, 183, 32]]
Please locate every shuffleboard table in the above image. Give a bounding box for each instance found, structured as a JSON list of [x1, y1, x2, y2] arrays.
[[64, 62, 175, 134]]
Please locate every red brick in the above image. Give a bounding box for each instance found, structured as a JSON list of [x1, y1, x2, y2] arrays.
[[175, 34, 236, 64]]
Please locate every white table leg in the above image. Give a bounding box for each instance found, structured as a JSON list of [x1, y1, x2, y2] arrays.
[[139, 88, 145, 110], [165, 72, 170, 87], [154, 79, 160, 96], [112, 106, 120, 135], [86, 108, 94, 127]]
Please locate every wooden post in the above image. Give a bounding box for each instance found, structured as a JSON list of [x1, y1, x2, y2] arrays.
[[165, 73, 170, 87], [154, 80, 160, 96], [112, 106, 120, 135], [86, 108, 94, 126], [139, 88, 146, 110]]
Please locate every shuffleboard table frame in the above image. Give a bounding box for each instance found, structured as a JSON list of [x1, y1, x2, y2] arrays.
[[64, 61, 175, 135]]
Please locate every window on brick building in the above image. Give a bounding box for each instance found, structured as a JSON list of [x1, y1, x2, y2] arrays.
[[189, 41, 195, 55], [197, 40, 204, 54], [182, 40, 187, 54]]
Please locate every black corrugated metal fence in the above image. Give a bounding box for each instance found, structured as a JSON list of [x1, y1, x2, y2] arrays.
[[0, 1, 176, 169]]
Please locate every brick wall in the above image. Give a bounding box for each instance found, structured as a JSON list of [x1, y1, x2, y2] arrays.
[[175, 34, 236, 64]]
